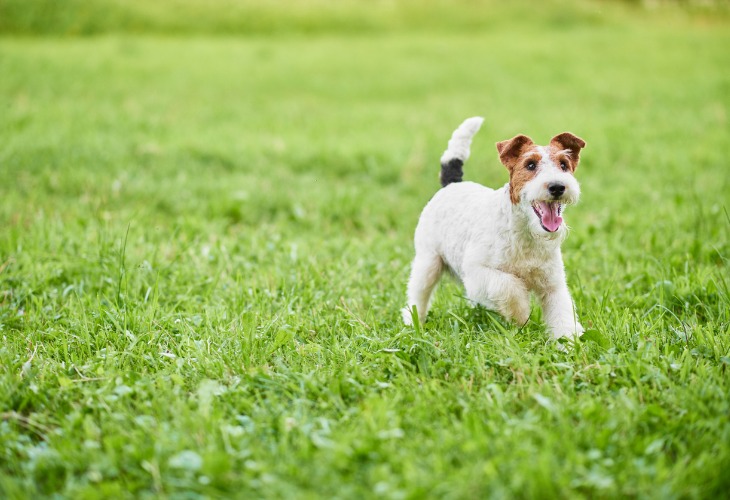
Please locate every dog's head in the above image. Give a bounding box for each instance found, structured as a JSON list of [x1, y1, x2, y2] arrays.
[[496, 132, 585, 237]]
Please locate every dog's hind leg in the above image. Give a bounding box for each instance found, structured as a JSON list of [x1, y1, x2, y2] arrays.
[[402, 253, 444, 325]]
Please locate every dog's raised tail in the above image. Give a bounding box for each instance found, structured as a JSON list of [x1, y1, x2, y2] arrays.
[[439, 116, 484, 187]]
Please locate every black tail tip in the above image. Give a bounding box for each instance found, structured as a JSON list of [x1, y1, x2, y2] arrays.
[[439, 158, 464, 187]]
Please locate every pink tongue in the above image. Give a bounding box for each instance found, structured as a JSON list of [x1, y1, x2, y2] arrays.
[[538, 201, 562, 232]]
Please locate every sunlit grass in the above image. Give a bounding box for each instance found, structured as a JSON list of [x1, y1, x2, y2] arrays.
[[1, 2, 729, 497]]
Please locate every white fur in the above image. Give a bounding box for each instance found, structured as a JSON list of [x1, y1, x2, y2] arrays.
[[403, 119, 584, 341], [440, 116, 484, 164]]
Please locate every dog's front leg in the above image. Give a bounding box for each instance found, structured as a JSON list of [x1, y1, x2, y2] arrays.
[[462, 266, 531, 325], [538, 281, 583, 340]]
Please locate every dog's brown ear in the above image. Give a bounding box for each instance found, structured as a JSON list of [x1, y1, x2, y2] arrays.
[[496, 134, 534, 170], [550, 132, 586, 166]]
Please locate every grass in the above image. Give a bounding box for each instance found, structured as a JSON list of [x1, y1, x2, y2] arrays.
[[1, 1, 730, 497]]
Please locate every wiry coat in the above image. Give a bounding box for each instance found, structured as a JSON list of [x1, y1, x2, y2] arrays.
[[403, 117, 585, 341]]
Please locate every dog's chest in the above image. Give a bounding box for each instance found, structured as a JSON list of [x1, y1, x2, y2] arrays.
[[499, 243, 555, 289]]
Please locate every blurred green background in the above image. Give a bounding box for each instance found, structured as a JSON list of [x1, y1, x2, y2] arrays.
[[1, 0, 728, 36]]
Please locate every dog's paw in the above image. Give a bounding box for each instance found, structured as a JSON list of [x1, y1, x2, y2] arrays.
[[402, 306, 424, 326], [551, 321, 584, 341], [401, 307, 414, 326], [575, 321, 585, 336]]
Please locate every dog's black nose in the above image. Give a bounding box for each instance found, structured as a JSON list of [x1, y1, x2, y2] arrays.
[[548, 183, 566, 198]]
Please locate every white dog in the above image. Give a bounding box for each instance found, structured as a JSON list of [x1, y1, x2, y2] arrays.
[[402, 117, 586, 341]]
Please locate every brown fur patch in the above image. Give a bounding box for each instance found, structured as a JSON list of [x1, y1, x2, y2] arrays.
[[496, 135, 540, 204], [508, 149, 542, 204], [550, 132, 586, 171], [496, 134, 534, 166], [548, 148, 577, 173]]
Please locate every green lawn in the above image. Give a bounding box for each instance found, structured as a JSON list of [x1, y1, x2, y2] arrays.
[[1, 1, 729, 497]]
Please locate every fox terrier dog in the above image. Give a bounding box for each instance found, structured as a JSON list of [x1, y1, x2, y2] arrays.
[[402, 117, 586, 342]]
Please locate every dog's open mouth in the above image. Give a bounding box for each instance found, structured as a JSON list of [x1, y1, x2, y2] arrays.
[[532, 201, 563, 232]]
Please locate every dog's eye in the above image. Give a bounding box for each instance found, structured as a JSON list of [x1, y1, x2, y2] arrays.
[[526, 161, 536, 171], [560, 161, 568, 171]]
